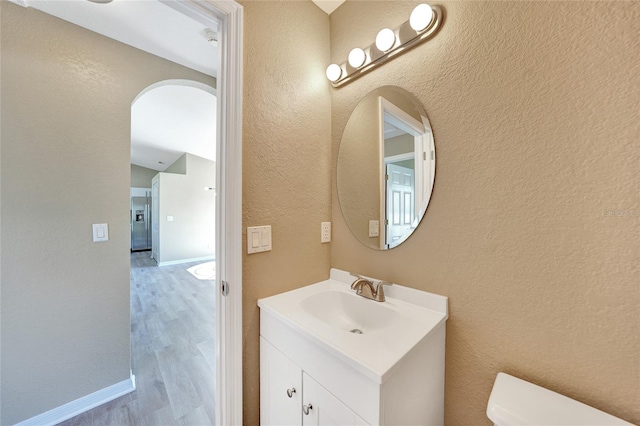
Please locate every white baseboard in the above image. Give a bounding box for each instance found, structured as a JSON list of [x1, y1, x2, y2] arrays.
[[157, 255, 214, 267], [15, 374, 136, 426]]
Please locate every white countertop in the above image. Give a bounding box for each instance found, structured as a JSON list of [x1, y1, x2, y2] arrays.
[[258, 268, 448, 383]]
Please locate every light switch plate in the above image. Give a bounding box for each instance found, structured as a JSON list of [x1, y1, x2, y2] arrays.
[[92, 223, 109, 242], [247, 225, 272, 254]]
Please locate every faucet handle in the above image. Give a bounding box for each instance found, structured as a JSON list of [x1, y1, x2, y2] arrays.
[[374, 281, 394, 302], [349, 273, 363, 289]]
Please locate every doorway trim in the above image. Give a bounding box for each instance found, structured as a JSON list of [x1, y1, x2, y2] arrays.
[[164, 1, 244, 424]]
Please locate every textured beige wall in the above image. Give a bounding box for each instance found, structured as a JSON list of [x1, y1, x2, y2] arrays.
[[331, 1, 640, 424], [0, 3, 215, 423], [240, 1, 331, 423]]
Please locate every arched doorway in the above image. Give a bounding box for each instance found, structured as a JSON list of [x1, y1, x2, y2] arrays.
[[131, 80, 217, 264]]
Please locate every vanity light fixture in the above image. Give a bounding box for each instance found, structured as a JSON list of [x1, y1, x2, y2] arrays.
[[326, 3, 443, 88], [409, 3, 434, 32], [375, 28, 396, 52], [326, 63, 343, 82], [348, 48, 366, 68]]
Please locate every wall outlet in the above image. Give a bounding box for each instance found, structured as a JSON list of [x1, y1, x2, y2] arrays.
[[369, 220, 379, 237], [321, 222, 331, 243]]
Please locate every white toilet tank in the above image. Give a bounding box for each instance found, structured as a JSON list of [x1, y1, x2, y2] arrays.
[[487, 373, 633, 426]]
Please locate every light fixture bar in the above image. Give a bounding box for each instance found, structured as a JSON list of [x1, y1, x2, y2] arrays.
[[328, 4, 443, 88]]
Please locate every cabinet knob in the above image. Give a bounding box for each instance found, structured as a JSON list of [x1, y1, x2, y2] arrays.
[[303, 403, 313, 415], [286, 388, 296, 398]]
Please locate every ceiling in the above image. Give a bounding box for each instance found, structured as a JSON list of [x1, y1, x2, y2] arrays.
[[384, 121, 407, 139], [132, 84, 217, 171], [311, 0, 345, 15], [12, 0, 219, 172], [13, 0, 218, 77]]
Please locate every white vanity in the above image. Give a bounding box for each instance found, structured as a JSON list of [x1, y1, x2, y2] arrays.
[[258, 269, 448, 425]]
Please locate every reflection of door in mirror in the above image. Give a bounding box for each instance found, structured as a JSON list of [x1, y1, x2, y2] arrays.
[[379, 96, 431, 249], [386, 163, 414, 247]]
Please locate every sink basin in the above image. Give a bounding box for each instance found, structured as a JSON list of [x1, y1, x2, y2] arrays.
[[300, 290, 400, 334], [258, 268, 448, 382]]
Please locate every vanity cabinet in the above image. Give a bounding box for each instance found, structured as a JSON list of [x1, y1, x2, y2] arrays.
[[259, 311, 446, 425], [260, 337, 302, 425], [302, 373, 368, 426], [258, 269, 448, 426], [260, 337, 366, 425]]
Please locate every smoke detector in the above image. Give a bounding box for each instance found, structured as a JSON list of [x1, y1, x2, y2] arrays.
[[203, 28, 218, 47]]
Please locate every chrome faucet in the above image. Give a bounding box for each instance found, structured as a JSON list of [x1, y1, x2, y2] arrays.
[[350, 273, 393, 302]]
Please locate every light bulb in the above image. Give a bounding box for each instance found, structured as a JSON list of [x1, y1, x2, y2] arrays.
[[375, 28, 396, 52], [409, 4, 434, 32], [326, 64, 342, 82], [348, 48, 366, 68]]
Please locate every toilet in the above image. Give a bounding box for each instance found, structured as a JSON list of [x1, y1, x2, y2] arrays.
[[487, 373, 633, 425]]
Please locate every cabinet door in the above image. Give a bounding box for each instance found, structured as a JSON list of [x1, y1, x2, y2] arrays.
[[261, 337, 303, 425], [302, 373, 368, 426]]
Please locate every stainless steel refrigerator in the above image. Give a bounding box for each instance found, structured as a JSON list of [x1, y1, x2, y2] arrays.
[[131, 191, 152, 251]]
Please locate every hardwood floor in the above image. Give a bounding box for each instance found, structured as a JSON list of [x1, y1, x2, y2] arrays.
[[58, 252, 217, 425]]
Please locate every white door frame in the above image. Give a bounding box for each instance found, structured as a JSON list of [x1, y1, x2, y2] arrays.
[[169, 2, 244, 424], [378, 97, 425, 250]]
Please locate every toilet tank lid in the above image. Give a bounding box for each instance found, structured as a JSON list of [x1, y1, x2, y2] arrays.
[[486, 373, 633, 426]]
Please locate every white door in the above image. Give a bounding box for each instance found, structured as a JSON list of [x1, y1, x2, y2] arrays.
[[151, 176, 159, 262], [260, 337, 302, 425], [385, 163, 415, 249], [302, 373, 368, 426]]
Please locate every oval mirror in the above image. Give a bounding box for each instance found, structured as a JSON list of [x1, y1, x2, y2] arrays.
[[337, 86, 435, 250]]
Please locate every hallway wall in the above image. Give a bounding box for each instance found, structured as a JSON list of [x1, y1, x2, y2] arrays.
[[0, 3, 215, 423], [131, 164, 158, 188], [155, 153, 215, 264]]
